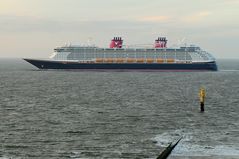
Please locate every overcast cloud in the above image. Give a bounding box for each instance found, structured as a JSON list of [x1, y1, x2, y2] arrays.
[[0, 0, 238, 58]]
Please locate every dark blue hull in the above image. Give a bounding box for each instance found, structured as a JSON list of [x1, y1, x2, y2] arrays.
[[23, 59, 218, 71]]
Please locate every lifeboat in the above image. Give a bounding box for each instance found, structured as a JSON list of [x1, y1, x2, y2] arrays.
[[136, 58, 145, 63], [146, 58, 154, 63], [127, 58, 135, 63], [105, 58, 114, 63], [156, 58, 164, 63], [115, 58, 125, 63], [96, 58, 104, 63], [166, 59, 175, 63]]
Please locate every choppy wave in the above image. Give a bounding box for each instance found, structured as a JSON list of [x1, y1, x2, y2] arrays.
[[153, 129, 239, 156], [1, 59, 239, 158]]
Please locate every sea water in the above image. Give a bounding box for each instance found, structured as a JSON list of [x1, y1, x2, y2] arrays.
[[0, 59, 239, 159]]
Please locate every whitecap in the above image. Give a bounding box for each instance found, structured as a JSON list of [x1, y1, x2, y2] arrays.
[[153, 129, 239, 156]]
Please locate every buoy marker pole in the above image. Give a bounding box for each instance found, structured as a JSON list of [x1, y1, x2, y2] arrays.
[[199, 87, 206, 112]]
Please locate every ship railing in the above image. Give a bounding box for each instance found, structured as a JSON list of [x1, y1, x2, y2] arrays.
[[192, 60, 215, 63], [91, 58, 180, 64], [196, 50, 216, 61], [175, 60, 192, 63], [49, 52, 57, 59]]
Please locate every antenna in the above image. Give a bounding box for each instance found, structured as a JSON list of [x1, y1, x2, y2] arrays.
[[177, 37, 187, 47], [87, 37, 93, 46]]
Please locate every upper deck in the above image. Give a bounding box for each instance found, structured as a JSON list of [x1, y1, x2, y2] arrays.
[[52, 45, 215, 63], [51, 37, 216, 63]]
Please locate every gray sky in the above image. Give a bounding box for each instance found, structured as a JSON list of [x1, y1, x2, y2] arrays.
[[0, 0, 238, 58]]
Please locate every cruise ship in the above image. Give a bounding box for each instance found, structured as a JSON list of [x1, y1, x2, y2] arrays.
[[24, 37, 217, 71]]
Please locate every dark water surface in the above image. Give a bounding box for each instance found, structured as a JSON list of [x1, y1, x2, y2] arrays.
[[0, 59, 239, 159]]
